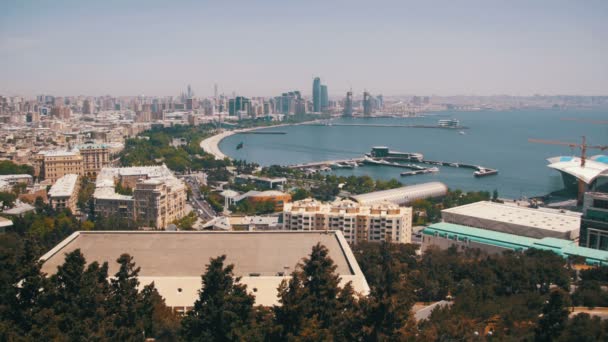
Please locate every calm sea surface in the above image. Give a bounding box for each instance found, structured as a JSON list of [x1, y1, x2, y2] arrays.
[[220, 110, 608, 199]]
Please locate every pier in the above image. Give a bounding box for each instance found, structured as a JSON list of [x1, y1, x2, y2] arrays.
[[401, 168, 439, 177], [419, 160, 498, 177], [236, 131, 287, 135], [287, 148, 498, 178], [289, 157, 366, 170], [303, 123, 469, 129]]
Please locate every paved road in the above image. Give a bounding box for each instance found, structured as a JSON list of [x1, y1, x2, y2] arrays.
[[180, 174, 217, 220]]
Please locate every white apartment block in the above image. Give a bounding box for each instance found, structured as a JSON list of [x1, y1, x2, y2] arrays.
[[48, 174, 80, 213], [283, 198, 412, 244], [93, 165, 187, 228]]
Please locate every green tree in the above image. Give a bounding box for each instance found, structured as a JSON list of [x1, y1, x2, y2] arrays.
[[140, 283, 180, 341], [535, 289, 571, 342], [181, 255, 256, 341], [274, 243, 360, 340], [106, 254, 144, 341], [0, 192, 17, 208], [291, 188, 311, 201], [360, 241, 416, 340], [558, 313, 608, 341], [47, 249, 111, 340]]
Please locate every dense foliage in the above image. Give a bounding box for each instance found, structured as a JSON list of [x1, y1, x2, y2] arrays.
[[2, 233, 608, 341], [118, 124, 230, 175], [0, 160, 34, 176], [412, 189, 491, 224], [0, 245, 179, 340]]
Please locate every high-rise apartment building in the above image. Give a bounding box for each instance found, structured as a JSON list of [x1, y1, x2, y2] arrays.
[[283, 198, 412, 244], [229, 96, 251, 116], [312, 77, 321, 113], [82, 99, 93, 114], [320, 85, 328, 112], [343, 91, 353, 117], [50, 105, 71, 120], [363, 91, 372, 116]]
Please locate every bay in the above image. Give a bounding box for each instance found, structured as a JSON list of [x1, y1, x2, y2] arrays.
[[219, 109, 608, 199]]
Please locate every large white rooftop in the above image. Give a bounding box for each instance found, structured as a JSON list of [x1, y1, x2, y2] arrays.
[[547, 155, 608, 185], [94, 165, 184, 200], [351, 182, 448, 206], [48, 174, 79, 198], [442, 201, 581, 238], [40, 231, 369, 307], [39, 150, 80, 157], [0, 174, 32, 181]]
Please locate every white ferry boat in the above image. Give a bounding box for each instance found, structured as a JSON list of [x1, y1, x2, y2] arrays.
[[438, 119, 460, 128]]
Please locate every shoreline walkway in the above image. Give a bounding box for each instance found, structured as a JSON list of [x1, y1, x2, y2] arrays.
[[200, 121, 319, 160]]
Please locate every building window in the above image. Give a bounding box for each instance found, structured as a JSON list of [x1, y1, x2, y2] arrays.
[[587, 228, 608, 251], [593, 199, 608, 210]]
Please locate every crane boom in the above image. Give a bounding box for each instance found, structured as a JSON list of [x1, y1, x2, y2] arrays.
[[527, 139, 578, 147]]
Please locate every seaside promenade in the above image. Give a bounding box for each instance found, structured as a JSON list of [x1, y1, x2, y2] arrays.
[[200, 121, 320, 160], [200, 130, 234, 160]]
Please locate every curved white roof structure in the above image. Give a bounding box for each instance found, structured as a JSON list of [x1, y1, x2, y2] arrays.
[[351, 181, 448, 206], [547, 155, 608, 185]]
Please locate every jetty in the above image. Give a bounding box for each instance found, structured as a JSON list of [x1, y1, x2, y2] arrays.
[[363, 157, 427, 170], [289, 157, 366, 170], [401, 167, 440, 177], [304, 123, 469, 129], [236, 131, 287, 135], [288, 147, 498, 178]]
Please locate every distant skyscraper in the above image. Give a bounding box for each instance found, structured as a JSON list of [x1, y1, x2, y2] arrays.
[[187, 84, 193, 98], [363, 91, 372, 117], [83, 99, 93, 114], [343, 91, 353, 117], [186, 98, 194, 111], [312, 77, 321, 113], [320, 85, 328, 112], [229, 96, 250, 116], [376, 95, 384, 110]]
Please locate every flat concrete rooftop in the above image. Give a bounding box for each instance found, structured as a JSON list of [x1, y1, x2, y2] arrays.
[[41, 231, 354, 277], [40, 231, 369, 307], [442, 201, 581, 234]]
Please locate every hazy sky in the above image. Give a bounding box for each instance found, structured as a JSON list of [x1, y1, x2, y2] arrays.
[[1, 0, 607, 97]]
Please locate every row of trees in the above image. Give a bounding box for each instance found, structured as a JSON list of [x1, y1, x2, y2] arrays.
[[412, 189, 492, 224], [0, 241, 179, 340], [0, 160, 34, 176], [3, 229, 608, 340], [119, 124, 230, 174], [354, 242, 608, 340]]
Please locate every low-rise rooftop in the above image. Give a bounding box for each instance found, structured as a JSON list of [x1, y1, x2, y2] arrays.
[[424, 222, 608, 265], [40, 230, 369, 307], [48, 174, 79, 198], [441, 201, 581, 236]]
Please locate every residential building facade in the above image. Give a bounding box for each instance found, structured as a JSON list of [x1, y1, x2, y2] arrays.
[[93, 165, 187, 228], [283, 198, 412, 244], [48, 174, 80, 213], [580, 192, 608, 250]]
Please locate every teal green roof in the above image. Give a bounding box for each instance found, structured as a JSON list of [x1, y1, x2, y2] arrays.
[[423, 222, 537, 250], [423, 222, 608, 265]]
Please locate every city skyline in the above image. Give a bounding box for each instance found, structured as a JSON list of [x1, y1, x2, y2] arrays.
[[1, 0, 607, 97]]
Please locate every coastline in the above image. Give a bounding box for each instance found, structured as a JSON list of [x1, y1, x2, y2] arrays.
[[200, 121, 317, 160]]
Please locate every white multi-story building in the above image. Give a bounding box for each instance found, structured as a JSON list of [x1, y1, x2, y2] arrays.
[[283, 198, 412, 244], [48, 174, 80, 213], [93, 165, 187, 228]]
